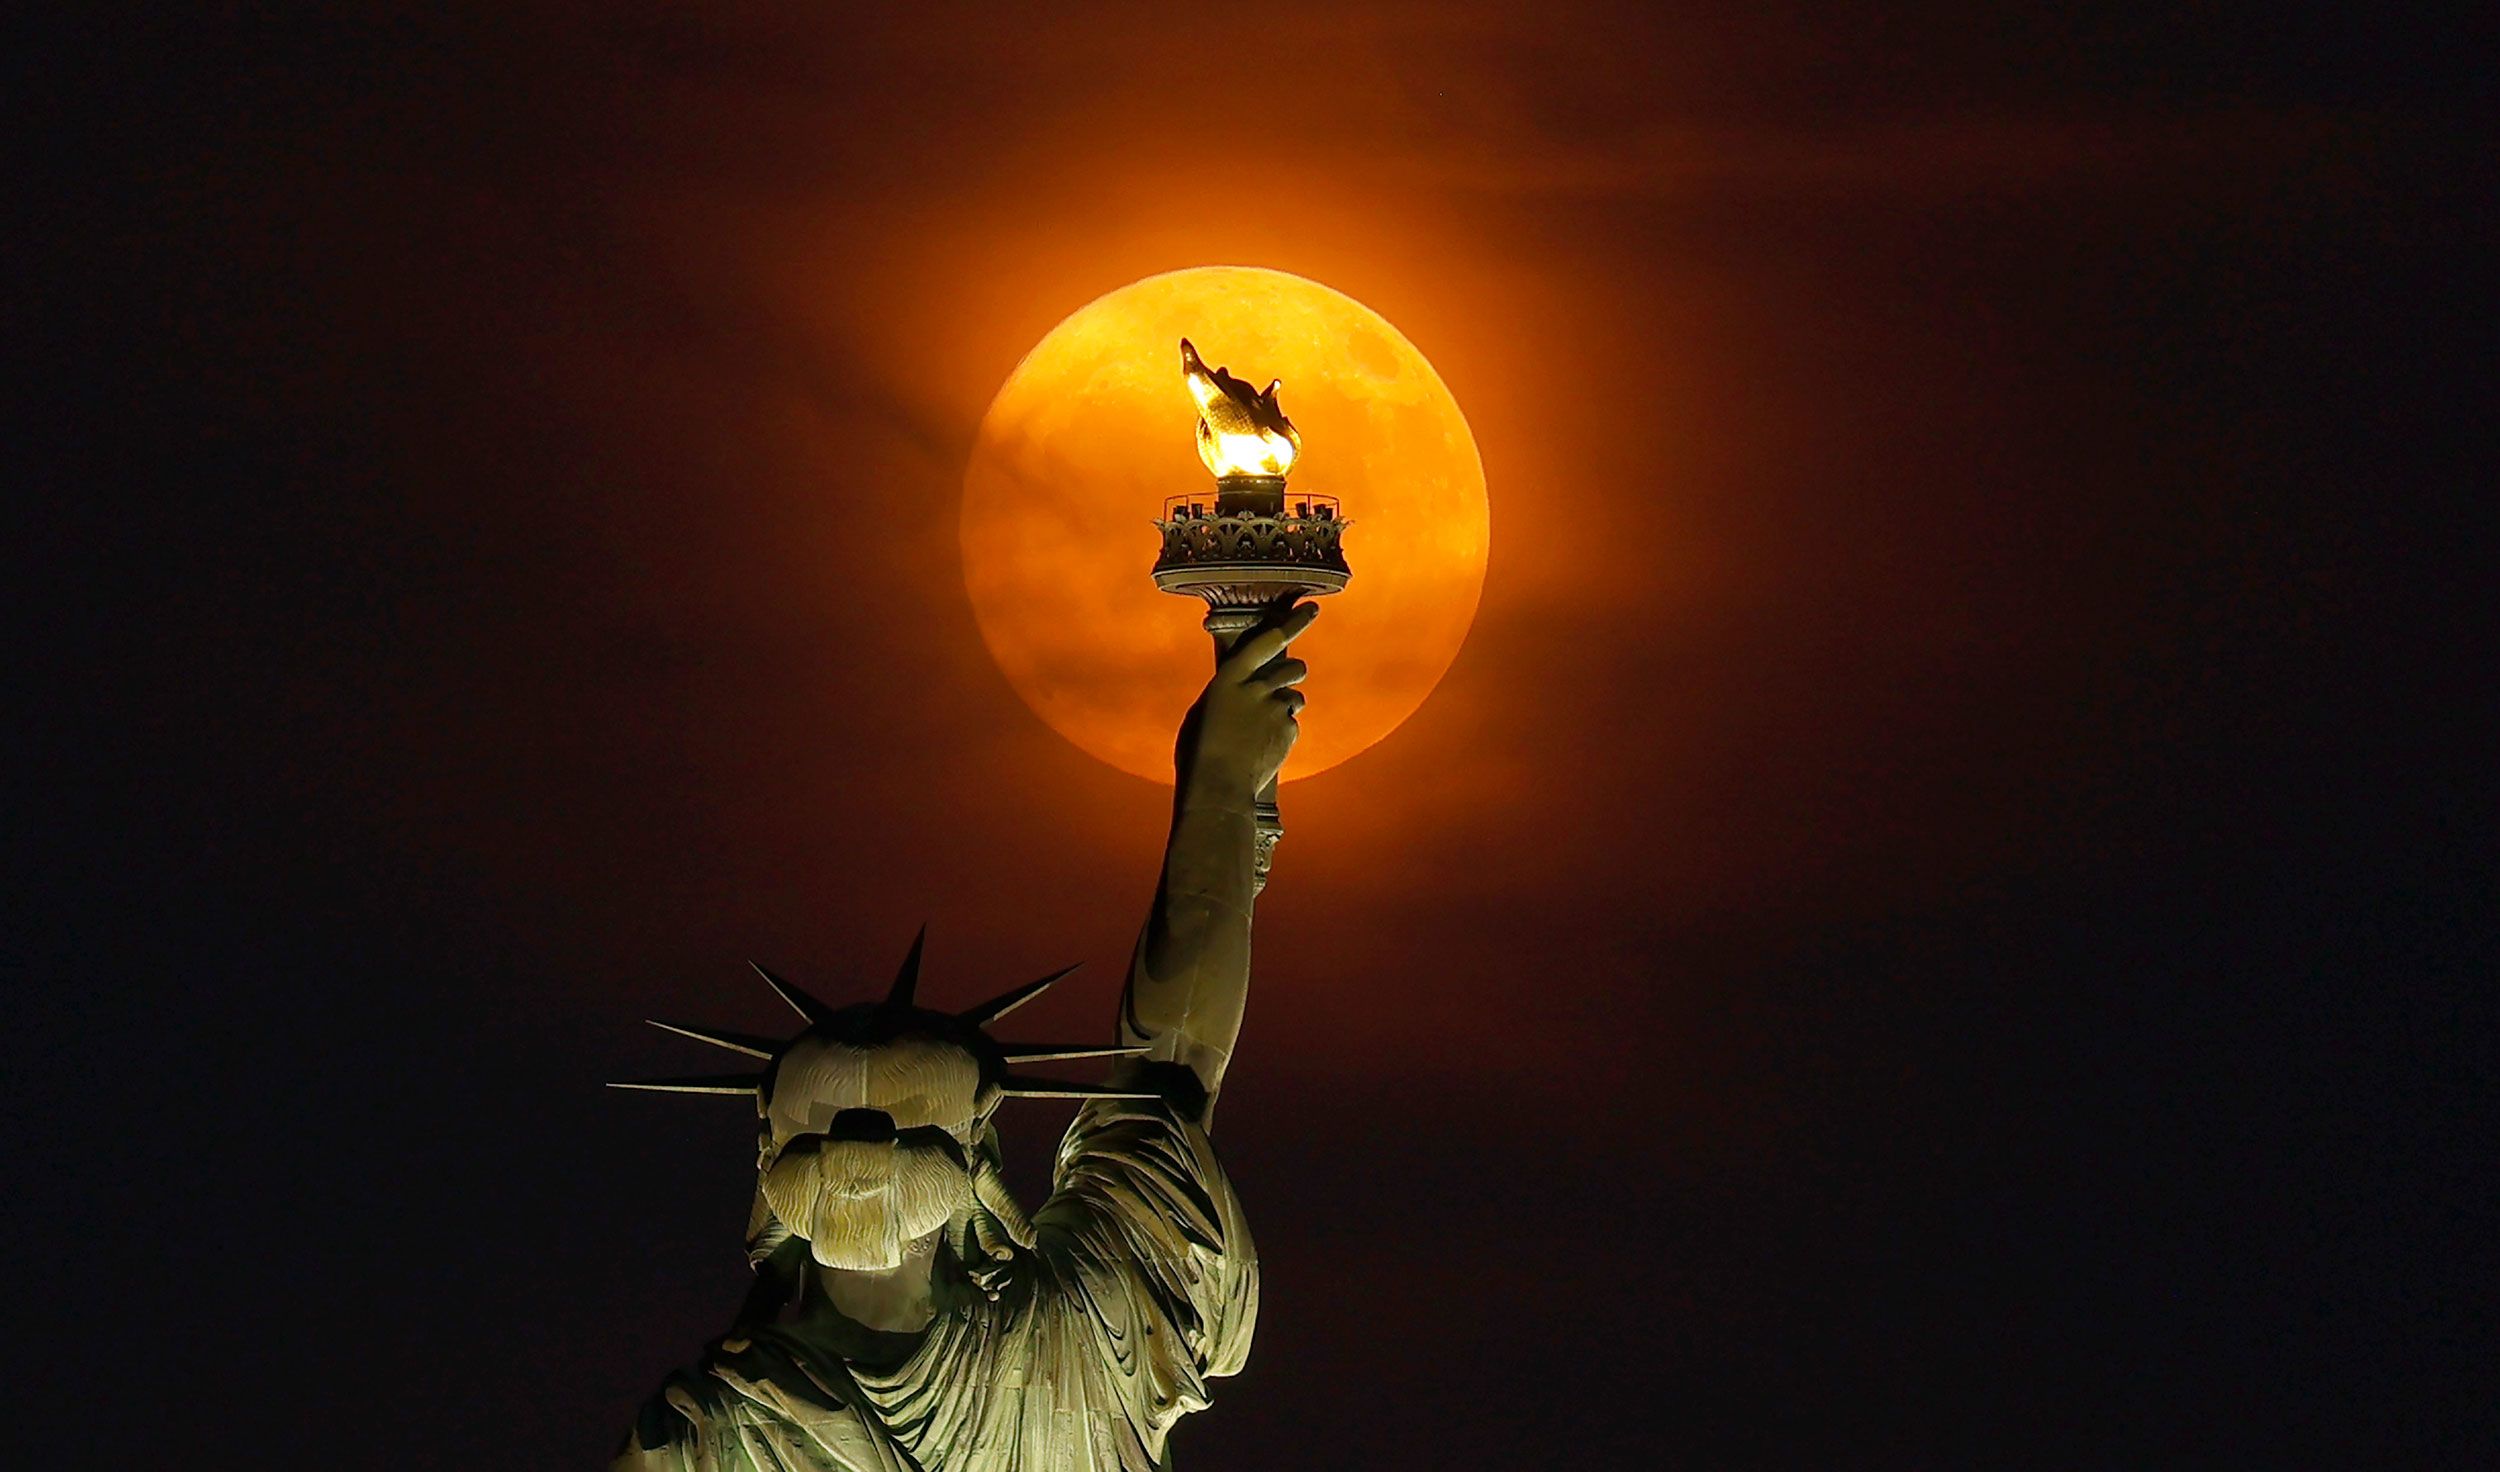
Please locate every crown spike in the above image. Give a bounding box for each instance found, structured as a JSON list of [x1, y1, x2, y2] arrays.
[[960, 963, 1080, 1028], [750, 960, 835, 1025], [609, 1073, 764, 1096], [884, 925, 928, 1013], [645, 1019, 780, 1060], [996, 1075, 1163, 1101], [997, 1043, 1153, 1064]]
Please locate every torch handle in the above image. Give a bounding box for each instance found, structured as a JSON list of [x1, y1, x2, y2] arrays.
[[1250, 778, 1283, 900], [1206, 611, 1289, 899]]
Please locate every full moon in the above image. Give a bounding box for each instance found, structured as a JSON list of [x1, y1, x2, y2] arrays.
[[962, 267, 1489, 784]]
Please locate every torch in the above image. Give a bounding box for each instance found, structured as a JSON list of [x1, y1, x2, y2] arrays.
[[1152, 339, 1351, 895]]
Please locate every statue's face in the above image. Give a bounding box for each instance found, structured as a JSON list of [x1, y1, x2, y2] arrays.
[[758, 1032, 985, 1271]]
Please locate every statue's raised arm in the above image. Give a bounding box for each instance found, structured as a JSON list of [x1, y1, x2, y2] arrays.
[[1117, 600, 1318, 1110]]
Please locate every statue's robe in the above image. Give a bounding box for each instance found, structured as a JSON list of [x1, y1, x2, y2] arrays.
[[615, 1098, 1257, 1472]]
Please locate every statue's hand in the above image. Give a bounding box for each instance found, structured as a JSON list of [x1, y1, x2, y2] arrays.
[[1177, 601, 1319, 798]]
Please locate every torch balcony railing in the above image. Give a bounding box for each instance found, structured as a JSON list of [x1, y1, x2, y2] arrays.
[[1154, 495, 1351, 571], [1160, 493, 1343, 522]]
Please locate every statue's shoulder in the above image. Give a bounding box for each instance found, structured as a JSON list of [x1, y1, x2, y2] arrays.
[[1041, 1092, 1235, 1237], [1019, 1094, 1259, 1389]]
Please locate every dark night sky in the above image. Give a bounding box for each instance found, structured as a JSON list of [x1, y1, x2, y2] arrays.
[[9, 2, 2491, 1465]]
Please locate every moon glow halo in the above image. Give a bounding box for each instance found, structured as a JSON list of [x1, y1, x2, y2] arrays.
[[961, 266, 1489, 785]]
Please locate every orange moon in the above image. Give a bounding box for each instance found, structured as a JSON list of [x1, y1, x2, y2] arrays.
[[961, 267, 1489, 784]]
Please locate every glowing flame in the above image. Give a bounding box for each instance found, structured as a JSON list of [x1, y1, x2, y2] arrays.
[[1181, 338, 1302, 479]]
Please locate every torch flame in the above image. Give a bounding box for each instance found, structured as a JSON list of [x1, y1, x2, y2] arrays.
[[1180, 338, 1302, 479]]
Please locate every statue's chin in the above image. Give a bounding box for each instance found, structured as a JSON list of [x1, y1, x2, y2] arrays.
[[806, 1225, 906, 1272], [802, 1191, 959, 1269], [764, 1139, 970, 1271]]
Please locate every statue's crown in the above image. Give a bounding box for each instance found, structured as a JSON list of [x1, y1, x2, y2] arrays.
[[611, 927, 1159, 1107]]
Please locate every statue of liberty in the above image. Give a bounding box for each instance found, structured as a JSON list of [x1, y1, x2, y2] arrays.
[[610, 600, 1318, 1472]]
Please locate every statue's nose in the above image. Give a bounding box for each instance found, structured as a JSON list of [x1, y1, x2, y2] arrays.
[[825, 1107, 898, 1143]]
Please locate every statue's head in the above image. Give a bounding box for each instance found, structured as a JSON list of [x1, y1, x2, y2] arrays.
[[616, 930, 1155, 1272], [759, 1006, 992, 1270]]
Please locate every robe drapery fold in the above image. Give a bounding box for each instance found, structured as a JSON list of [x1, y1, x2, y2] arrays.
[[615, 1098, 1256, 1472]]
